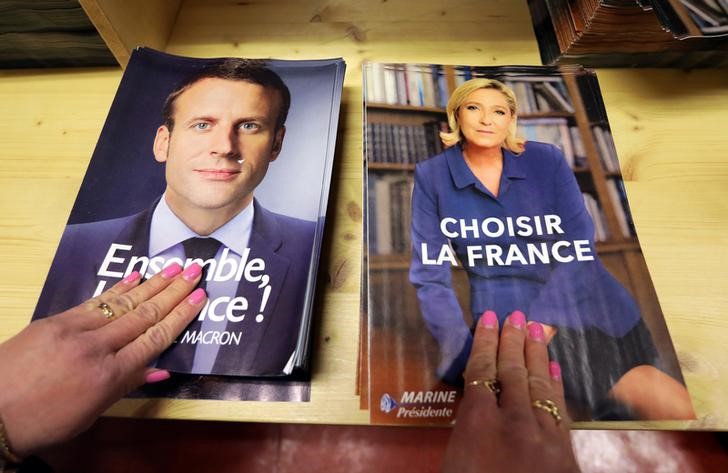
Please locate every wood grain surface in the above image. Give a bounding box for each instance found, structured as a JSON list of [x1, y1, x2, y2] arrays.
[[1, 0, 726, 428]]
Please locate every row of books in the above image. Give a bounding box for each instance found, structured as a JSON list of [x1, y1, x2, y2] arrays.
[[527, 0, 728, 67], [593, 126, 622, 174], [518, 120, 626, 173], [583, 192, 609, 242], [607, 178, 637, 239], [505, 77, 575, 114], [519, 118, 588, 169], [365, 64, 577, 113], [454, 68, 577, 114], [367, 174, 413, 256], [366, 121, 446, 166], [365, 63, 449, 108], [367, 116, 593, 171], [582, 178, 636, 242], [649, 0, 728, 38]]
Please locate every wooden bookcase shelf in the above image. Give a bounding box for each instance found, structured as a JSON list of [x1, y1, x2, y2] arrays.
[[367, 103, 446, 114], [1, 0, 727, 430], [368, 162, 416, 172]]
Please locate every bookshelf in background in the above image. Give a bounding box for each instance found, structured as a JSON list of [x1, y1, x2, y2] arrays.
[[366, 64, 639, 267]]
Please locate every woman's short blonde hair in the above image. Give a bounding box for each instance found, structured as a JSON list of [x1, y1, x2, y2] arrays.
[[440, 78, 526, 154]]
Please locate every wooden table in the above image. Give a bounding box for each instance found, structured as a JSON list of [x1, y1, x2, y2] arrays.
[[1, 0, 726, 429]]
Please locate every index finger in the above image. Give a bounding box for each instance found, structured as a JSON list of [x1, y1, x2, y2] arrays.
[[497, 311, 532, 412], [114, 286, 207, 372], [463, 311, 500, 383], [462, 310, 501, 407]]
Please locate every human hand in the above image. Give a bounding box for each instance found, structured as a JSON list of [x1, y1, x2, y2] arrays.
[[442, 310, 580, 473], [0, 263, 206, 458]]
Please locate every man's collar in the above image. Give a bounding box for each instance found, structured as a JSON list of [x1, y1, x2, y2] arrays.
[[211, 201, 255, 256], [149, 195, 254, 256]]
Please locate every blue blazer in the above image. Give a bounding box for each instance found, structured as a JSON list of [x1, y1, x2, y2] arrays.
[[33, 199, 316, 377], [409, 142, 642, 381]]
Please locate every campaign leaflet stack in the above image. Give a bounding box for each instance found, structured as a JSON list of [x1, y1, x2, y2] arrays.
[[363, 63, 693, 425], [32, 48, 345, 397], [526, 0, 728, 68]]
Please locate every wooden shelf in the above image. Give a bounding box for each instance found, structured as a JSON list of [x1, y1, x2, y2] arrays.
[[78, 0, 180, 68], [519, 111, 575, 119], [368, 162, 415, 171], [367, 103, 445, 114], [1, 0, 726, 430], [595, 239, 641, 253], [368, 254, 411, 271]]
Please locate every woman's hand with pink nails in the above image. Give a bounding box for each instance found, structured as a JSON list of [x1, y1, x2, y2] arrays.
[[443, 310, 580, 473], [0, 264, 206, 458]]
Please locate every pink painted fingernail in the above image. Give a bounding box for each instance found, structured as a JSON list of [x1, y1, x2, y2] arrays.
[[145, 370, 170, 384], [549, 361, 562, 381], [480, 310, 498, 329], [509, 310, 526, 330], [122, 271, 141, 284], [187, 288, 206, 305], [182, 263, 202, 281], [161, 262, 182, 279], [527, 322, 545, 342]]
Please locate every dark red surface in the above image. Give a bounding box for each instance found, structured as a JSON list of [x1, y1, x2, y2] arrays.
[[37, 418, 728, 472]]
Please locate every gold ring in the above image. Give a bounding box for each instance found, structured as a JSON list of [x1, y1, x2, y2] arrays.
[[467, 379, 501, 396], [98, 302, 115, 319], [532, 399, 562, 425]]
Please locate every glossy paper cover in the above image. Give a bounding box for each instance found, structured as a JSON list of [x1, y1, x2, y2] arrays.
[[363, 62, 694, 424], [32, 48, 345, 402]]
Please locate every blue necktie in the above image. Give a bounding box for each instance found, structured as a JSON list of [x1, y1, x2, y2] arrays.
[[156, 237, 222, 372]]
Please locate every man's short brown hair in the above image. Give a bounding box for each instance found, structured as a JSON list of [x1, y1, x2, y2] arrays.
[[162, 59, 291, 132]]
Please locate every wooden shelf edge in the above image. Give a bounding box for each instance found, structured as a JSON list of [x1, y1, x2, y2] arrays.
[[367, 102, 446, 114], [79, 0, 182, 68], [368, 163, 416, 171], [595, 239, 640, 253]]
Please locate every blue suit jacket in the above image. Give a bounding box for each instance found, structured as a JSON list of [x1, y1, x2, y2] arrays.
[[34, 199, 316, 377], [409, 142, 642, 382]]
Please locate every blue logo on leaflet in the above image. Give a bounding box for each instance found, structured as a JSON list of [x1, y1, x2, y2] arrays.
[[380, 393, 398, 413]]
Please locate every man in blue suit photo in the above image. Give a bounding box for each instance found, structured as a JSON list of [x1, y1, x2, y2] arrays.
[[33, 59, 316, 386]]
